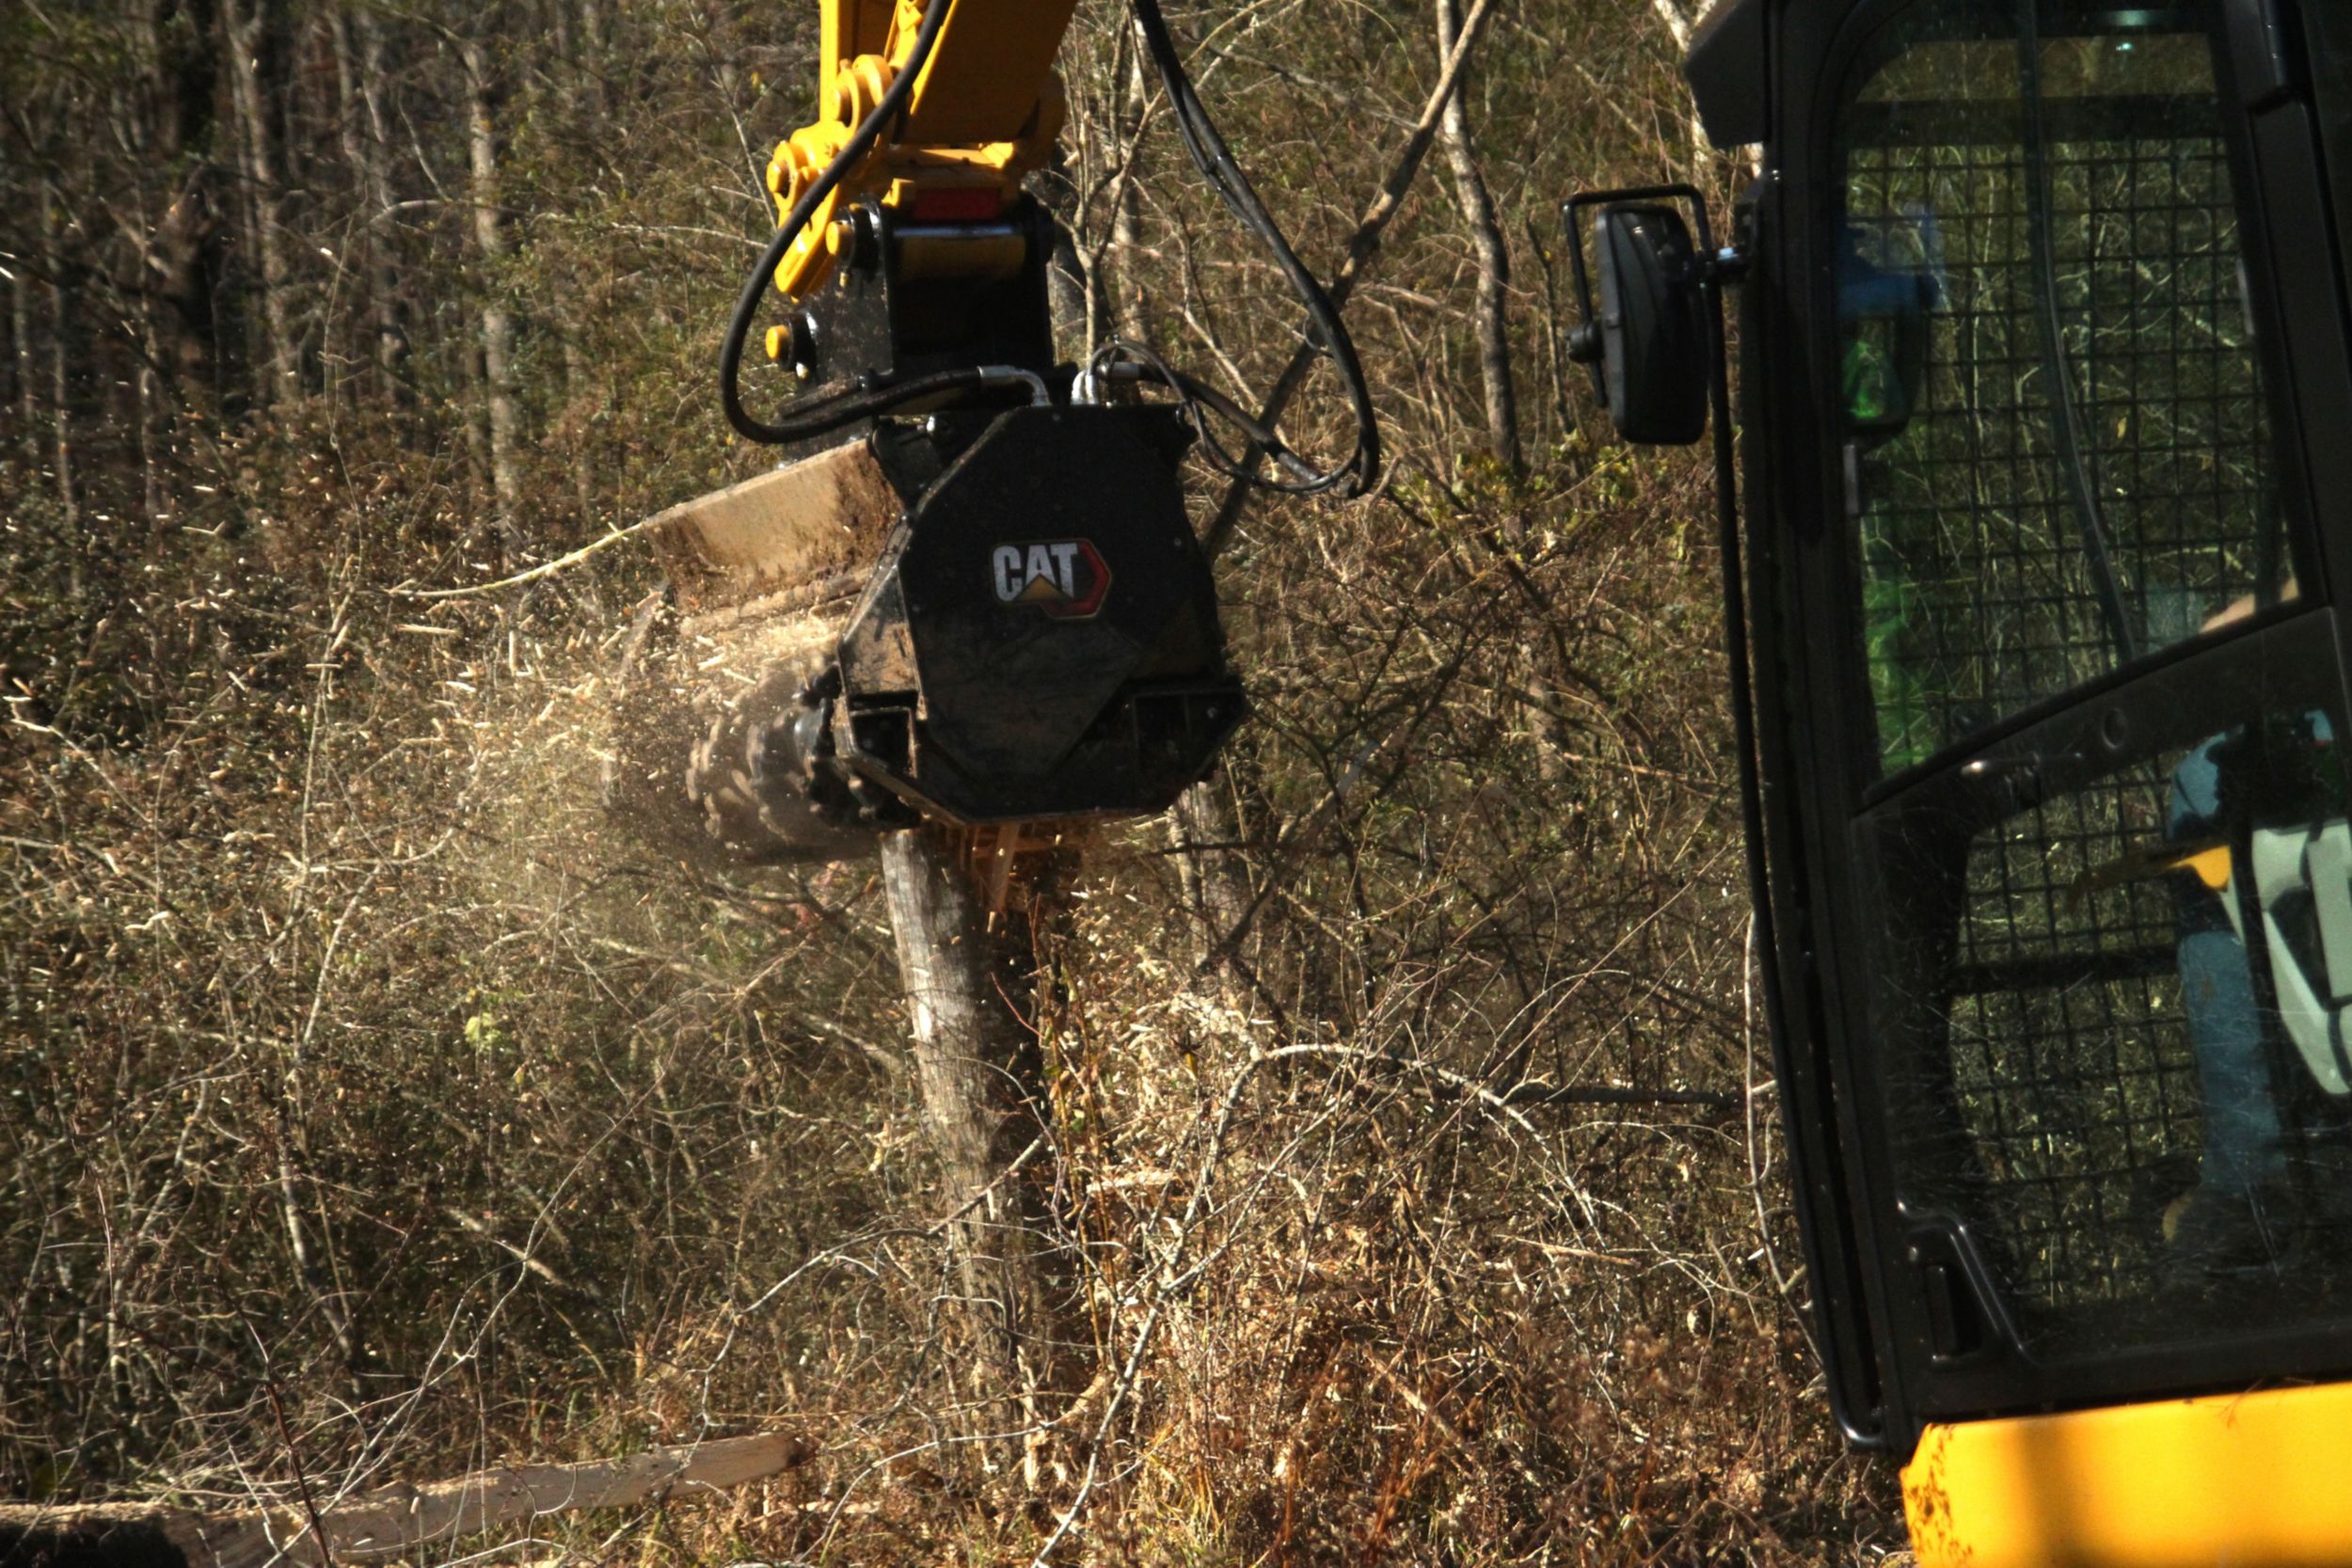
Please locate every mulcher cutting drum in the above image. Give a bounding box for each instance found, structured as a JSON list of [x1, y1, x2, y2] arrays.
[[617, 404, 1244, 863]]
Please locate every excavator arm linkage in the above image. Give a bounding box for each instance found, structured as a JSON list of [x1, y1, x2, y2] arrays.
[[765, 0, 1080, 304]]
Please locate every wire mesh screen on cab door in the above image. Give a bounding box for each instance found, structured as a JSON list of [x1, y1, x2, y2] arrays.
[[1840, 24, 2283, 777], [1836, 3, 2352, 1355]]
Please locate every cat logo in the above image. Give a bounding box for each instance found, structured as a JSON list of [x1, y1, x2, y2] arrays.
[[992, 539, 1112, 620]]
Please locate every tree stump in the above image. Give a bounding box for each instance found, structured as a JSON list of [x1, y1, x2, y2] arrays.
[[881, 827, 1079, 1416]]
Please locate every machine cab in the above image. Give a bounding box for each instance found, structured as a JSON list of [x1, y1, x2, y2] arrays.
[[1601, 0, 2352, 1560]]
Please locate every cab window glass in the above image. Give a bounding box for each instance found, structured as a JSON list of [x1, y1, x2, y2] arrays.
[[1868, 660, 2352, 1352], [1841, 3, 2352, 1370], [1836, 0, 2296, 778]]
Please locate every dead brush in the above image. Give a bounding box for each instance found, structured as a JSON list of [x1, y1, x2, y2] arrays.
[[1, 1, 1914, 1561]]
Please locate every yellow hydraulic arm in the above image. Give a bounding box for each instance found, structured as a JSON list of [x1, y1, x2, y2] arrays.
[[765, 0, 1079, 303], [720, 0, 1375, 494]]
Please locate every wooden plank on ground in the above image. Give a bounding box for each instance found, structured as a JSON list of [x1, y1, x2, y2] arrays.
[[0, 1432, 811, 1568]]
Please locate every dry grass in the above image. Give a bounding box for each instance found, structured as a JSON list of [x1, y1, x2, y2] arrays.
[[3, 0, 1908, 1560], [0, 421, 1905, 1562]]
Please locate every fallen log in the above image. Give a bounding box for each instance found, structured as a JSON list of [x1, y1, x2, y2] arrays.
[[0, 1431, 810, 1568]]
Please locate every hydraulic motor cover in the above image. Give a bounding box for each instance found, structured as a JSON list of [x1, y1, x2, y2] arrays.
[[834, 404, 1244, 824]]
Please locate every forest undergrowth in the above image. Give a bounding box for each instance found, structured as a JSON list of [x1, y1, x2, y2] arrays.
[[1, 0, 1906, 1560]]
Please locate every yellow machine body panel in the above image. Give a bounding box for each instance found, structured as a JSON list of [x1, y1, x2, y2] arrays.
[[820, 0, 895, 73], [1904, 1383, 2352, 1568]]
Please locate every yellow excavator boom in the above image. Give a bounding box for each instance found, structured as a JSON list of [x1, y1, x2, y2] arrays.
[[766, 0, 1079, 301]]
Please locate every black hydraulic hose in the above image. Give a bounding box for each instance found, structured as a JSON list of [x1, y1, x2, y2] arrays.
[[737, 365, 1041, 442], [719, 0, 954, 446], [1702, 276, 1784, 1196], [1171, 369, 1327, 484], [1699, 257, 1832, 1387], [1129, 0, 1381, 496], [2017, 4, 2139, 663], [1092, 352, 1326, 485]]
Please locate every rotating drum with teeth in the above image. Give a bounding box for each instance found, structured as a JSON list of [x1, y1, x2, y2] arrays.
[[601, 438, 907, 867]]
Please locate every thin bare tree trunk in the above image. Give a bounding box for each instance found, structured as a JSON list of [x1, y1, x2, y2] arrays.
[[37, 184, 80, 577], [1528, 214, 1575, 455], [1647, 0, 1712, 168], [1430, 0, 1553, 775], [328, 5, 380, 404], [1110, 43, 1151, 343], [222, 0, 300, 408], [138, 0, 221, 404], [1649, 0, 1694, 49], [1435, 0, 1519, 475], [1039, 143, 1093, 355], [579, 0, 609, 120], [1169, 774, 1254, 965], [1202, 0, 1503, 552], [880, 830, 1073, 1423], [136, 330, 167, 531], [461, 33, 523, 550], [560, 326, 600, 540], [458, 315, 493, 501], [9, 255, 33, 464], [325, 6, 363, 407], [127, 0, 190, 511], [124, 5, 175, 526], [346, 8, 408, 396], [553, 7, 600, 536], [1168, 768, 1268, 1033]]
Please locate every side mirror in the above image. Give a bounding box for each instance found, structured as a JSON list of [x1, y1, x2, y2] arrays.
[[1567, 204, 1710, 446]]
